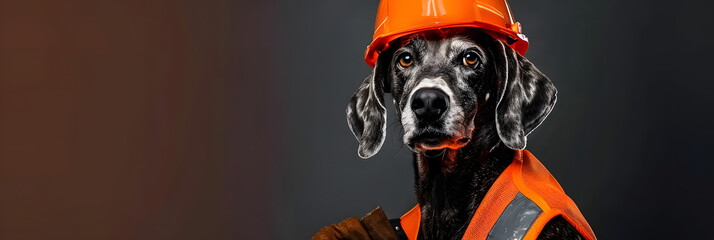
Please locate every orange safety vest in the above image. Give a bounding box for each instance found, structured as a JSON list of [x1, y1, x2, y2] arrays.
[[399, 150, 596, 240]]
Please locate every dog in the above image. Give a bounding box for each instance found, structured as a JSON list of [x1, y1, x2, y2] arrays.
[[346, 28, 587, 240]]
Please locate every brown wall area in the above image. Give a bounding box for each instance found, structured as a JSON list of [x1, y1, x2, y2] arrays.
[[1, 0, 276, 239]]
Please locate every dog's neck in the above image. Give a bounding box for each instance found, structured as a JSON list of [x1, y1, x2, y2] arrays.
[[412, 128, 514, 240]]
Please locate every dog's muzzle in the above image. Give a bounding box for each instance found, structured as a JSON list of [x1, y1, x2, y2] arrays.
[[404, 82, 472, 151]]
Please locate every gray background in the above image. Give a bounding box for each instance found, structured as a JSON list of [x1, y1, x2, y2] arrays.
[[272, 0, 714, 239]]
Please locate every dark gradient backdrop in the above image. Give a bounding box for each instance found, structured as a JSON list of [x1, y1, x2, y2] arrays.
[[1, 0, 713, 239]]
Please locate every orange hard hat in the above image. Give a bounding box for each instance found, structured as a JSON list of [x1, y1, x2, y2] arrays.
[[365, 0, 529, 67]]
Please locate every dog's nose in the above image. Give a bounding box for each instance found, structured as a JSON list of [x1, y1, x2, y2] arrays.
[[411, 88, 449, 121]]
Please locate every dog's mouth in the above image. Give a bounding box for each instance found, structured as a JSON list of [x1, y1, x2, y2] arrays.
[[407, 127, 473, 173], [415, 137, 466, 173], [410, 131, 471, 151]]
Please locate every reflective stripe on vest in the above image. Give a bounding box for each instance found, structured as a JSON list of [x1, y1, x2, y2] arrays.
[[486, 192, 542, 240], [399, 150, 597, 240]]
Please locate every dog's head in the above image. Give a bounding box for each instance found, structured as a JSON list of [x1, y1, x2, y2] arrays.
[[347, 29, 556, 159]]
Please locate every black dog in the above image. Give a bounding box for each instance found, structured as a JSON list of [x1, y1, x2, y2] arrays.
[[347, 29, 585, 240]]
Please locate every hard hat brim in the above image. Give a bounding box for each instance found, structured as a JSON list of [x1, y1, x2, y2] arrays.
[[364, 23, 528, 67]]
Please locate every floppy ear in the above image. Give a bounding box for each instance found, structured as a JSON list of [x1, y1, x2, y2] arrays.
[[494, 43, 558, 150], [346, 54, 390, 158]]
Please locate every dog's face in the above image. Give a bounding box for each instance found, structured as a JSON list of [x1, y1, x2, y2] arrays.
[[347, 29, 557, 159], [390, 34, 484, 153]]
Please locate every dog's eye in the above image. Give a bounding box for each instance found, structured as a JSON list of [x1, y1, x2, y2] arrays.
[[463, 52, 478, 66], [398, 53, 413, 68]]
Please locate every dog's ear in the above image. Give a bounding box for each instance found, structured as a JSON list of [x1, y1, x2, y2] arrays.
[[494, 43, 557, 150], [346, 52, 391, 159]]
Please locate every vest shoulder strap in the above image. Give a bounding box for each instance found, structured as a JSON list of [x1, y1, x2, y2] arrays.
[[399, 205, 420, 240], [517, 150, 597, 240]]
